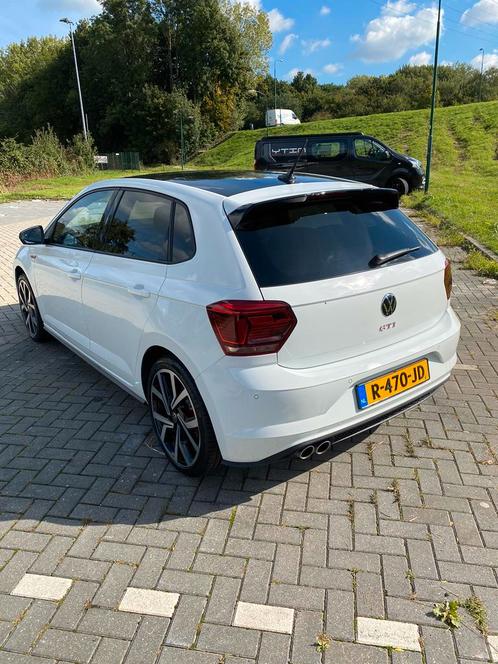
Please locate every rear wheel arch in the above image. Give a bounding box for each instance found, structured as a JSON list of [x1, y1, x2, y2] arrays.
[[143, 347, 221, 474], [141, 345, 198, 398], [141, 346, 177, 396], [15, 266, 26, 283]]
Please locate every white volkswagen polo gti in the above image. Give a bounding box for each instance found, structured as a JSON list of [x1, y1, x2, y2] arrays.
[[14, 171, 460, 475]]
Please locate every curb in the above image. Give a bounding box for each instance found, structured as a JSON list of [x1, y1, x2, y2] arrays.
[[462, 234, 498, 264]]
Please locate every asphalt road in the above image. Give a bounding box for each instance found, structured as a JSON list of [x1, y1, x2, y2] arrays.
[[0, 200, 65, 227]]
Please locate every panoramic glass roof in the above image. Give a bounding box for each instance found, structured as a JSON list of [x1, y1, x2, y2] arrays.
[[130, 170, 335, 197]]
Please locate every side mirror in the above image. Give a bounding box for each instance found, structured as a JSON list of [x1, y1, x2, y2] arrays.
[[19, 225, 45, 245]]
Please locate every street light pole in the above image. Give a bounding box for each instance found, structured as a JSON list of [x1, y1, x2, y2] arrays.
[[60, 18, 87, 140], [424, 0, 442, 194], [273, 59, 283, 126], [478, 48, 485, 102]]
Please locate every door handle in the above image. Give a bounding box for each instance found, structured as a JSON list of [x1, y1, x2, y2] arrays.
[[127, 285, 150, 298], [67, 268, 81, 280]]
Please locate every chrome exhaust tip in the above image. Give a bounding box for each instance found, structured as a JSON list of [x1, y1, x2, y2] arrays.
[[297, 444, 315, 460], [315, 440, 331, 455]]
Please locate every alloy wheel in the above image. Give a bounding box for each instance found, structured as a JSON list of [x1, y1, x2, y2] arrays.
[[18, 279, 38, 338], [150, 368, 201, 469]]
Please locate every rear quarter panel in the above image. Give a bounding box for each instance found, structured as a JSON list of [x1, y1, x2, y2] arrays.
[[135, 196, 262, 389]]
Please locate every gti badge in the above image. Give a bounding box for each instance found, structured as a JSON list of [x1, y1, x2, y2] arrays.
[[381, 293, 397, 317]]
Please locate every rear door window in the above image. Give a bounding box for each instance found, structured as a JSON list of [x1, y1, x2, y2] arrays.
[[104, 190, 172, 262], [310, 139, 348, 161], [231, 198, 436, 288]]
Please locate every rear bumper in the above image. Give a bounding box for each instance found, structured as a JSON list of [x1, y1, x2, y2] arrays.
[[197, 307, 460, 464], [225, 383, 442, 466]]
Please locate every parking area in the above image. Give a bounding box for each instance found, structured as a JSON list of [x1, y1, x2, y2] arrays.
[[0, 202, 497, 664]]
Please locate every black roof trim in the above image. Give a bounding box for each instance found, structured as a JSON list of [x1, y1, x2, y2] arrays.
[[257, 132, 364, 142]]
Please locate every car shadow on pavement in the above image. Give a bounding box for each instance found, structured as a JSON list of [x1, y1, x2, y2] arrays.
[[0, 307, 376, 532]]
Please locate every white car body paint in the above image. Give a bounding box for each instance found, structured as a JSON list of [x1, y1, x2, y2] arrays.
[[14, 173, 460, 464]]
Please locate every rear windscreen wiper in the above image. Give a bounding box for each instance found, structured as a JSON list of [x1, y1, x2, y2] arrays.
[[369, 246, 420, 267]]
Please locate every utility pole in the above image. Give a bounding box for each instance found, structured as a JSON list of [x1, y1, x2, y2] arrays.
[[478, 48, 485, 102], [424, 0, 442, 193], [60, 18, 87, 140]]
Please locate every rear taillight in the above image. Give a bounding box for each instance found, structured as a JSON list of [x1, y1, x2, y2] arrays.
[[444, 258, 453, 299], [206, 300, 297, 356]]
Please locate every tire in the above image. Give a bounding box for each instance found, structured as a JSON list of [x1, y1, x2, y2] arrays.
[[16, 273, 48, 342], [388, 176, 410, 196], [147, 356, 221, 476]]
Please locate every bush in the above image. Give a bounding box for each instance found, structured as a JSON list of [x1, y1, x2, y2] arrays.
[[0, 137, 31, 176], [0, 126, 96, 185], [68, 132, 97, 171], [28, 126, 69, 177]]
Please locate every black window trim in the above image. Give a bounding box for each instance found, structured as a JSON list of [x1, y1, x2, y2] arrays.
[[44, 186, 196, 265]]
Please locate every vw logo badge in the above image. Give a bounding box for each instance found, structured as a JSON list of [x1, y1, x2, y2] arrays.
[[381, 293, 397, 317]]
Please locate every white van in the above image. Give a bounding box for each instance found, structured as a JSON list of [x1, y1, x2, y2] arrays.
[[265, 109, 301, 127]]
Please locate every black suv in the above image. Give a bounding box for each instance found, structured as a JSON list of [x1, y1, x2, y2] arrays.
[[254, 132, 425, 195]]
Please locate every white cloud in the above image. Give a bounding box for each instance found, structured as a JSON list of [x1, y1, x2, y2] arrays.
[[381, 0, 416, 15], [351, 2, 441, 63], [323, 63, 343, 75], [409, 51, 432, 65], [279, 33, 298, 55], [267, 8, 294, 32], [286, 67, 314, 80], [471, 49, 498, 71], [320, 5, 331, 15], [461, 0, 498, 27], [38, 0, 100, 11], [302, 38, 331, 54]]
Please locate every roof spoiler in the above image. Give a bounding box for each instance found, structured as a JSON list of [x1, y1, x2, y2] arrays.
[[228, 187, 399, 230]]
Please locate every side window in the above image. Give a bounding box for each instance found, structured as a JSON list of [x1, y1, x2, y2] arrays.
[[310, 139, 347, 160], [171, 202, 195, 263], [354, 138, 390, 162], [51, 189, 113, 249], [104, 190, 172, 262]]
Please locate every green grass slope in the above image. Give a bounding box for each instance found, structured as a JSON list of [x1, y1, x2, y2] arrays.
[[193, 101, 498, 254]]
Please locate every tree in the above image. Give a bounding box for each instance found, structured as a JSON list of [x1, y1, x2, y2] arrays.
[[0, 37, 74, 141]]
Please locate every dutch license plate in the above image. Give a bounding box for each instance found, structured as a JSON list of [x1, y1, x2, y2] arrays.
[[356, 358, 430, 410]]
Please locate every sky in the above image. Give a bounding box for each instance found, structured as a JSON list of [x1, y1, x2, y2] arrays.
[[1, 0, 497, 82]]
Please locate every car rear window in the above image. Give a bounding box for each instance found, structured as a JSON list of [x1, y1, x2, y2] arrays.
[[231, 197, 437, 288]]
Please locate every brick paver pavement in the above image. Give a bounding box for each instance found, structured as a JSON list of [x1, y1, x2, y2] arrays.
[[0, 203, 497, 663]]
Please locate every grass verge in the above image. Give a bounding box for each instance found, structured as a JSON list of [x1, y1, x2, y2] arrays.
[[0, 165, 183, 203]]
